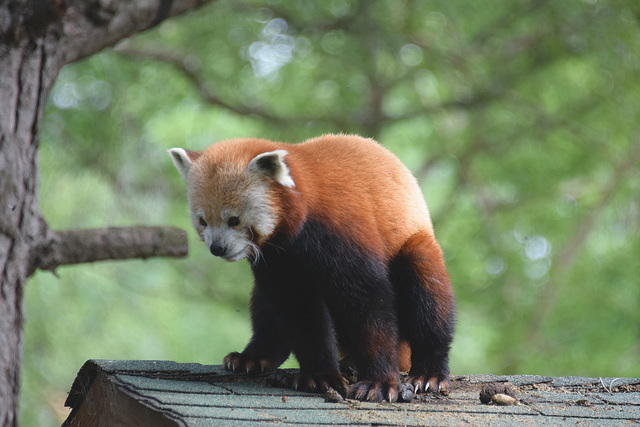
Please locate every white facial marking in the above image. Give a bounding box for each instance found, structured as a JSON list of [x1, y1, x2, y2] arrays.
[[243, 181, 277, 237]]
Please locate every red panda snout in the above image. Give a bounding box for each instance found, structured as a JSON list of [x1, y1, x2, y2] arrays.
[[201, 222, 259, 263], [209, 243, 226, 257]]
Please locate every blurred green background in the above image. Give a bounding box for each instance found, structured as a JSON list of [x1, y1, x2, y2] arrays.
[[22, 0, 640, 424]]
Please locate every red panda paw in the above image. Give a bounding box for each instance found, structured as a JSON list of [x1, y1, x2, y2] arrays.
[[347, 380, 400, 403], [405, 374, 450, 395], [222, 352, 277, 374]]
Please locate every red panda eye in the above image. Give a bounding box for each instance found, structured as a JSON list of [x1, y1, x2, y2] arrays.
[[198, 217, 207, 227], [228, 216, 240, 227]]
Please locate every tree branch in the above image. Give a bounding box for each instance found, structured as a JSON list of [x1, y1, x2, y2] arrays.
[[60, 0, 216, 64], [113, 43, 355, 129], [114, 43, 292, 124], [30, 226, 188, 276]]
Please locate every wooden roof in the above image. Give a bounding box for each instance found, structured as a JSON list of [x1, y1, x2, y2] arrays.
[[63, 359, 640, 426]]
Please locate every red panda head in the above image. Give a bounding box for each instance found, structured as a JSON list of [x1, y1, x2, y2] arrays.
[[168, 146, 294, 263]]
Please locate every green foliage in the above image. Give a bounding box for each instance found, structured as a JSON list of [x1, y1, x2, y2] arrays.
[[23, 0, 640, 424]]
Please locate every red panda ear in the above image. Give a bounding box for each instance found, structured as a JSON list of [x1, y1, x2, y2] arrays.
[[168, 148, 201, 179], [247, 150, 295, 188]]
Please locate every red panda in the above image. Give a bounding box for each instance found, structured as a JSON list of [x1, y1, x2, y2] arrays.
[[169, 134, 455, 402]]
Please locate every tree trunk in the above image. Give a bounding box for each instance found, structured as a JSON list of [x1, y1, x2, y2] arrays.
[[0, 1, 211, 424]]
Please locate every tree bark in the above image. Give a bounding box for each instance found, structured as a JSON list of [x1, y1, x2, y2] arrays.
[[0, 0, 212, 424]]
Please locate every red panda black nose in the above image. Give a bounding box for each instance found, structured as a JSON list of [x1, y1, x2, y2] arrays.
[[209, 244, 226, 257]]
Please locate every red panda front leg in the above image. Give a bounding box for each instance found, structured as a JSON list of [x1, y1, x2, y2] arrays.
[[223, 284, 291, 374], [243, 259, 349, 396], [272, 294, 349, 396], [391, 231, 456, 394]]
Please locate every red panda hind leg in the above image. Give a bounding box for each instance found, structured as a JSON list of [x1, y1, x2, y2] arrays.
[[390, 230, 456, 394]]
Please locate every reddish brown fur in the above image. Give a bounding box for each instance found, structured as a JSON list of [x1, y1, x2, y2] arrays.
[[397, 341, 412, 373], [398, 232, 455, 328], [283, 135, 434, 261]]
